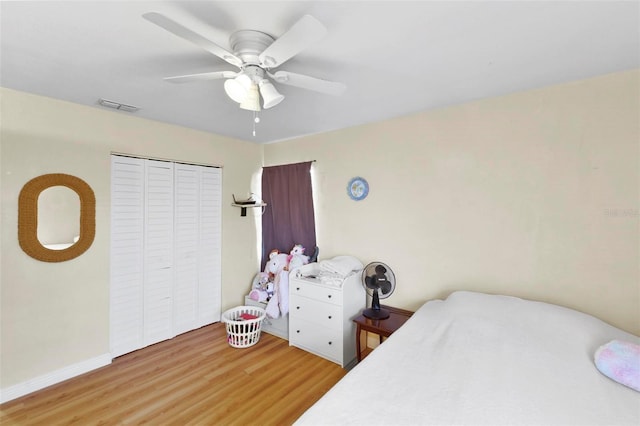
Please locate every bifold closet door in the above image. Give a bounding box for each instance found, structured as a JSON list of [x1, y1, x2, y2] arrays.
[[173, 164, 222, 335], [196, 166, 222, 326], [110, 156, 145, 357], [110, 155, 221, 358], [143, 160, 175, 347]]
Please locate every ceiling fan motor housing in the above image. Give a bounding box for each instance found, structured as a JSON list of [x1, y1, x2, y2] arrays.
[[229, 30, 275, 67], [143, 12, 346, 111]]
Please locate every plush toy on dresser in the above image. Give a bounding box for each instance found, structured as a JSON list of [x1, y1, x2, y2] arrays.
[[287, 244, 310, 271]]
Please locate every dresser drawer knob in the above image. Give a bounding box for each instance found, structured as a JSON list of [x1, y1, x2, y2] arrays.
[[328, 341, 332, 345], [296, 306, 300, 310], [327, 294, 332, 299], [296, 330, 300, 333], [328, 315, 332, 319], [296, 287, 300, 291]]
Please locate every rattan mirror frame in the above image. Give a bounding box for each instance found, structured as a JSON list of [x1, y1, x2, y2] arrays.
[[18, 173, 95, 262]]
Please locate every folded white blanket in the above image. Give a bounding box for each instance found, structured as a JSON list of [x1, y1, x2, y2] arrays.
[[320, 256, 363, 277], [319, 271, 347, 288]]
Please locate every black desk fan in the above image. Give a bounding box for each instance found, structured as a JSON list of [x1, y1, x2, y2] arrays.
[[361, 262, 396, 319]]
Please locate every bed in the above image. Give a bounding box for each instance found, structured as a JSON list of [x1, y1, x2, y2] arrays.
[[295, 291, 640, 425]]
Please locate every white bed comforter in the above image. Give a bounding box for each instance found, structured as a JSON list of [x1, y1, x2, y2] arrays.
[[296, 291, 640, 425]]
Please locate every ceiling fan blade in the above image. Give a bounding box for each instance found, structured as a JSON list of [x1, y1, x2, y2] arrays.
[[164, 71, 238, 84], [269, 71, 346, 96], [143, 12, 242, 68], [259, 15, 327, 68]]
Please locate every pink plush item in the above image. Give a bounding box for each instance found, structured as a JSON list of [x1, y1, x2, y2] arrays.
[[595, 340, 640, 392], [249, 289, 268, 302]]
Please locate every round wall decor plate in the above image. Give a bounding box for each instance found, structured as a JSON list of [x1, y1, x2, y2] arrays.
[[347, 177, 369, 201]]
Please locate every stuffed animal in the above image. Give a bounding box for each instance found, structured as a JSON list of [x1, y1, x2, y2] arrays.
[[287, 244, 310, 271], [264, 252, 290, 318], [249, 272, 270, 302], [267, 249, 280, 262], [265, 252, 289, 278], [265, 281, 275, 301]]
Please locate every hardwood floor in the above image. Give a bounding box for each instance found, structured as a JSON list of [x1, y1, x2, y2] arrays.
[[0, 323, 347, 425]]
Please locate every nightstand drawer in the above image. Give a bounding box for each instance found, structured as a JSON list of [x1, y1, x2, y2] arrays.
[[290, 281, 341, 305], [290, 295, 343, 330], [290, 317, 342, 362]]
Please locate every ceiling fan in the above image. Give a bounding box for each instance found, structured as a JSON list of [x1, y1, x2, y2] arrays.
[[143, 12, 347, 112]]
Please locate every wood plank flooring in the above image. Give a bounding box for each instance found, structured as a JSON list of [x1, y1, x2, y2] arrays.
[[0, 323, 347, 425]]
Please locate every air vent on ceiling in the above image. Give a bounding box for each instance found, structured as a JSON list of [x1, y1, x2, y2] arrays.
[[98, 98, 140, 113]]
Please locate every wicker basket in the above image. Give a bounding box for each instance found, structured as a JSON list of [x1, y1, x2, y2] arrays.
[[222, 306, 266, 348]]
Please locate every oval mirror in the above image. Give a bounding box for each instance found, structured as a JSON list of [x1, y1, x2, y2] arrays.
[[18, 173, 95, 262], [37, 186, 81, 250]]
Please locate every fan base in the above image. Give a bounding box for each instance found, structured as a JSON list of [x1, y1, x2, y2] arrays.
[[363, 308, 390, 320]]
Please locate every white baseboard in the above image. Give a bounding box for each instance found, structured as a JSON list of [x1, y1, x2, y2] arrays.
[[0, 353, 112, 404]]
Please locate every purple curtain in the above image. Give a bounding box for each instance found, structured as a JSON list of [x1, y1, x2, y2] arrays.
[[261, 161, 316, 270]]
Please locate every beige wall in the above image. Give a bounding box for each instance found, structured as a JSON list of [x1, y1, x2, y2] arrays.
[[265, 70, 640, 335], [1, 69, 638, 398], [0, 89, 263, 390]]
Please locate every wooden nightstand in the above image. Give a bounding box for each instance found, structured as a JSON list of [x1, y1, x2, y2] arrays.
[[353, 305, 414, 362]]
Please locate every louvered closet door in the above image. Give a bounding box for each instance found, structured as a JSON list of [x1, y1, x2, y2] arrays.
[[198, 166, 222, 326], [173, 164, 223, 333], [110, 156, 145, 357], [143, 160, 175, 346], [173, 164, 200, 335], [111, 155, 222, 358]]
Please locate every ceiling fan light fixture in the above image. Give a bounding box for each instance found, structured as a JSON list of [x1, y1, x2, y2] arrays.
[[239, 83, 261, 111], [224, 73, 251, 103], [259, 79, 284, 109]]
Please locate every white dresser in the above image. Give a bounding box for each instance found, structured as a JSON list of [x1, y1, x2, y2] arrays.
[[289, 263, 365, 368]]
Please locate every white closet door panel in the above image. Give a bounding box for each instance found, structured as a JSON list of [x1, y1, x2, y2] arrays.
[[110, 156, 145, 357], [143, 269, 173, 345], [143, 160, 174, 346], [173, 164, 199, 335], [111, 155, 222, 357], [198, 167, 222, 325]]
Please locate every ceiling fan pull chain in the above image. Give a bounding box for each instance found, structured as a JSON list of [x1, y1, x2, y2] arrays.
[[252, 111, 260, 137]]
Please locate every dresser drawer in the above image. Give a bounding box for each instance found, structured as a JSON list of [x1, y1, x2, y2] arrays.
[[290, 317, 342, 363], [289, 295, 343, 330], [290, 280, 342, 305]]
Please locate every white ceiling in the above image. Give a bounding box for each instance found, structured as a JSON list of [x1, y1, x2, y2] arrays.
[[1, 1, 638, 144]]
